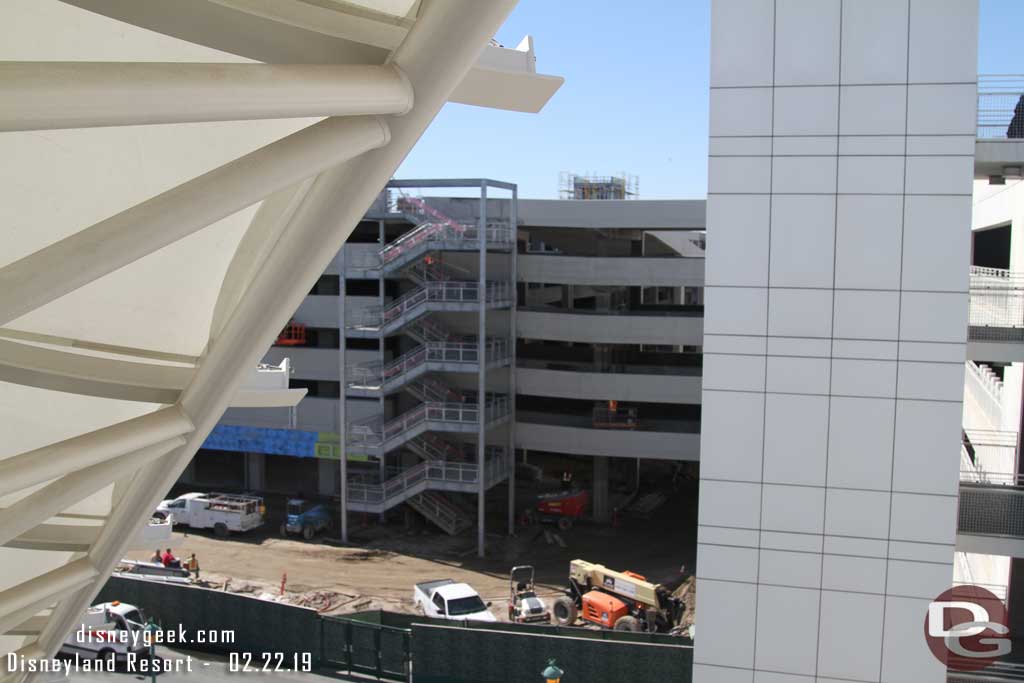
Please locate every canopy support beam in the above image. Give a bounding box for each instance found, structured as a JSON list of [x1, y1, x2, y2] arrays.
[[0, 116, 391, 327], [0, 62, 412, 131]]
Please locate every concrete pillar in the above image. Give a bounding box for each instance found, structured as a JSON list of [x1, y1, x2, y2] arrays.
[[592, 456, 610, 523], [244, 452, 266, 491], [317, 458, 338, 497]]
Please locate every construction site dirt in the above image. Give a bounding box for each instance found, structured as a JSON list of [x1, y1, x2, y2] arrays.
[[125, 479, 698, 624]]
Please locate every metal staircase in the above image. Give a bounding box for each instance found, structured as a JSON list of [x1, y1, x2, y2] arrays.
[[347, 395, 511, 458], [343, 192, 513, 536], [347, 279, 513, 337], [345, 452, 508, 535]]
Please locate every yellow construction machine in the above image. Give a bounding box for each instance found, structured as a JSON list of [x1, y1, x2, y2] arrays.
[[551, 559, 687, 633]]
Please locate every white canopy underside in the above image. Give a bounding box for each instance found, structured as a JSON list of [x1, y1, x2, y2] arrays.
[[0, 0, 560, 673]]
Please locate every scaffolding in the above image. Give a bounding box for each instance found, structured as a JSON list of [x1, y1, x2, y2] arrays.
[[559, 172, 639, 200]]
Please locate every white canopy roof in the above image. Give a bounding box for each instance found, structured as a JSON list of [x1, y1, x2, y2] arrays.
[[0, 0, 560, 671]]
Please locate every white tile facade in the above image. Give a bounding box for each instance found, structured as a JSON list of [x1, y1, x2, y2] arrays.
[[698, 1, 977, 681]]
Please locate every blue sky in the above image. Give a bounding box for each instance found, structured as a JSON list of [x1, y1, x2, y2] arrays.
[[397, 0, 1024, 200]]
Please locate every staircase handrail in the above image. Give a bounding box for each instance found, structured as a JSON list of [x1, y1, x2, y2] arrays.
[[346, 453, 507, 506], [347, 397, 511, 448]]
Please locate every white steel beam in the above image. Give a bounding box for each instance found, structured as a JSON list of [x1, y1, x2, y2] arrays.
[[0, 334, 298, 406], [0, 328, 200, 365], [0, 437, 186, 548], [7, 616, 49, 637], [0, 116, 391, 327], [33, 0, 519, 664], [0, 62, 412, 131], [0, 559, 98, 636], [0, 407, 193, 500], [0, 338, 192, 404], [8, 524, 100, 554]]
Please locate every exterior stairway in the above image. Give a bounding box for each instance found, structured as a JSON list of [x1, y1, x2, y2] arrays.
[[347, 394, 511, 458], [341, 192, 514, 536], [345, 451, 507, 535], [407, 433, 466, 461], [347, 279, 513, 337], [407, 492, 473, 535]]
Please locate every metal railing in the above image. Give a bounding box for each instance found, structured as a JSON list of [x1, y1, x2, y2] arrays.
[[347, 339, 510, 389], [348, 281, 512, 331], [969, 266, 1024, 341], [346, 455, 508, 506], [961, 429, 1020, 483], [380, 221, 513, 265], [978, 75, 1024, 139], [959, 482, 1024, 538], [348, 396, 511, 449]]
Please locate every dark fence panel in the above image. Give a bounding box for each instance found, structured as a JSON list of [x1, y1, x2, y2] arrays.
[[93, 581, 688, 683], [96, 576, 321, 665], [411, 623, 693, 683]]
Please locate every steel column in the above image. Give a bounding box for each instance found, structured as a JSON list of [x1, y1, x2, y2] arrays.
[[339, 270, 348, 543], [378, 219, 387, 522], [508, 185, 518, 535], [477, 181, 488, 558]]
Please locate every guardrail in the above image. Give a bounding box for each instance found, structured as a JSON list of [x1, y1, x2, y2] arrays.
[[969, 266, 1024, 341], [380, 221, 513, 266], [978, 75, 1024, 140], [348, 396, 511, 449], [348, 281, 512, 331], [347, 456, 507, 506], [347, 339, 510, 389], [959, 482, 1024, 538]]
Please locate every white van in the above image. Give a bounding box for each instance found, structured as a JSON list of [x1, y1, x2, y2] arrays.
[[61, 601, 149, 665]]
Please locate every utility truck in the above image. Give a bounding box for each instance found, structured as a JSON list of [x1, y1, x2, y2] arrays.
[[60, 601, 150, 665], [155, 492, 264, 537], [413, 579, 496, 622]]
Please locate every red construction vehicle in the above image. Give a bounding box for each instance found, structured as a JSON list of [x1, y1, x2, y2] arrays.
[[526, 488, 589, 531]]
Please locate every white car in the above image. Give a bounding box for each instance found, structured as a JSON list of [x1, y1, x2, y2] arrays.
[[413, 579, 496, 622]]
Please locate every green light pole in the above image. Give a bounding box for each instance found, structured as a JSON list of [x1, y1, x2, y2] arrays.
[[542, 659, 564, 683], [146, 618, 159, 683]]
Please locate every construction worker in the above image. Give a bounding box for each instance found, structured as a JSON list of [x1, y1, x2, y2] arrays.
[[161, 548, 179, 569], [186, 553, 200, 579]]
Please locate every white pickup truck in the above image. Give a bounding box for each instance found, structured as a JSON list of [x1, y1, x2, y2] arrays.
[[413, 579, 496, 622], [155, 492, 264, 537]]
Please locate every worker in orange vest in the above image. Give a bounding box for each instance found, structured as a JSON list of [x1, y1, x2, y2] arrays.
[[186, 553, 200, 579]]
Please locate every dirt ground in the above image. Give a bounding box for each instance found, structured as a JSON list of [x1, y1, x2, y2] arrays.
[[125, 479, 698, 622]]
